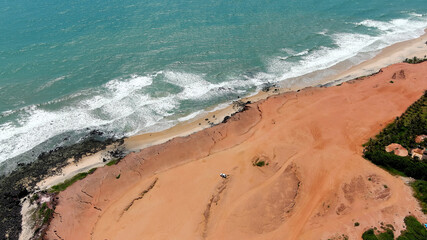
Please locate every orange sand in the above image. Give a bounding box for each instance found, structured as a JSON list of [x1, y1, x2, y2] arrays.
[[46, 62, 427, 240], [385, 143, 409, 157]]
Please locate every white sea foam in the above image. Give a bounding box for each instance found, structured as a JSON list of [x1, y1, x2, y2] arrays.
[[163, 71, 214, 99], [0, 74, 163, 162], [1, 14, 426, 165], [262, 15, 427, 87], [0, 71, 243, 163], [281, 48, 297, 55], [317, 29, 328, 35], [177, 110, 204, 122]]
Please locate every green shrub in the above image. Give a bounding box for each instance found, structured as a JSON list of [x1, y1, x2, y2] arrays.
[[397, 216, 427, 240], [362, 228, 394, 240], [377, 229, 394, 240], [362, 229, 379, 240], [362, 216, 426, 240], [355, 222, 360, 227], [403, 56, 427, 64], [252, 157, 266, 167], [256, 161, 265, 167], [411, 180, 427, 213]]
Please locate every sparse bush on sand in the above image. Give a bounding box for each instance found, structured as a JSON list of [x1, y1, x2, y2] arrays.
[[403, 56, 427, 64], [252, 157, 266, 167]]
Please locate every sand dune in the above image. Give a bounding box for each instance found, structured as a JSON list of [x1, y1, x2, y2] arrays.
[[46, 62, 427, 240]]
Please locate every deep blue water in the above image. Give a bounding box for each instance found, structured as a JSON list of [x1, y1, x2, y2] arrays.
[[0, 0, 426, 172]]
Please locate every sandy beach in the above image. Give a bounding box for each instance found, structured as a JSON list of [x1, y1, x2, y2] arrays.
[[41, 59, 427, 240], [35, 29, 427, 194], [10, 29, 425, 240], [3, 3, 427, 239]]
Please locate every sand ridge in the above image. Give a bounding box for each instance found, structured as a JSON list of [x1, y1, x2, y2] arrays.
[[45, 62, 427, 240]]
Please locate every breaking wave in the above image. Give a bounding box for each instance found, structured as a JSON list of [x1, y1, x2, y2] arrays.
[[0, 14, 426, 166]]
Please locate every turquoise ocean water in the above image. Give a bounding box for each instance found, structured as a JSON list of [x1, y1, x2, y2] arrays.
[[1, 0, 427, 173]]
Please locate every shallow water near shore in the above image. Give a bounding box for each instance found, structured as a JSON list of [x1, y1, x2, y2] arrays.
[[0, 0, 427, 173]]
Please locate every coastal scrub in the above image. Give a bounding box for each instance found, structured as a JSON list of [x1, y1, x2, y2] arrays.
[[362, 216, 427, 240], [49, 168, 97, 193], [363, 91, 427, 212], [403, 56, 427, 64]]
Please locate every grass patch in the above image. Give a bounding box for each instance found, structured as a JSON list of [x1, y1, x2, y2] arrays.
[[33, 202, 54, 225], [39, 202, 53, 224], [49, 168, 97, 193], [106, 158, 119, 166]]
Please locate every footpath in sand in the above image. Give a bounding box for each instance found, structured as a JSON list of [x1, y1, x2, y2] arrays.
[[46, 62, 427, 240]]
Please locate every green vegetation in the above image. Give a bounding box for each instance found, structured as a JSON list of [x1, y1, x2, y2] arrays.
[[37, 202, 54, 224], [411, 180, 427, 213], [361, 226, 394, 240], [49, 168, 97, 193], [88, 167, 97, 174], [30, 201, 55, 236], [362, 216, 427, 240], [362, 229, 380, 240], [116, 174, 121, 179], [106, 158, 119, 166], [377, 229, 394, 240], [398, 216, 427, 240], [255, 161, 265, 167], [29, 193, 39, 204], [363, 91, 427, 212], [252, 157, 267, 167], [355, 222, 360, 227], [403, 56, 427, 64], [364, 91, 427, 151]]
